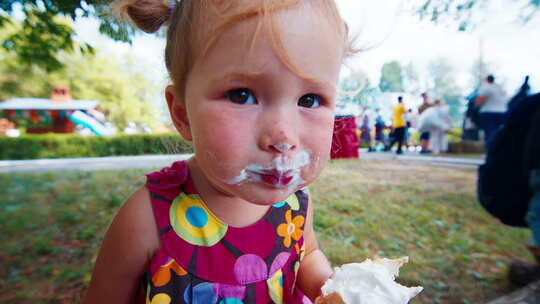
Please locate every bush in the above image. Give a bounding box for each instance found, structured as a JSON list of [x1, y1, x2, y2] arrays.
[[447, 128, 463, 143], [0, 133, 193, 160]]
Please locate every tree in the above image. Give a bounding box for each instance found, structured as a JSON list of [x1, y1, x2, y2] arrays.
[[379, 61, 404, 93], [0, 24, 161, 130], [427, 58, 464, 124], [1, 0, 135, 71], [338, 69, 381, 108], [403, 62, 422, 96], [50, 52, 162, 130], [412, 0, 540, 31]]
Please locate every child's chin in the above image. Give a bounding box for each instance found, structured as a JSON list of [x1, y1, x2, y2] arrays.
[[248, 195, 292, 206], [239, 186, 298, 206]]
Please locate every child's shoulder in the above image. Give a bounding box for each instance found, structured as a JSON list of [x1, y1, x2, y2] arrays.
[[119, 161, 189, 249], [113, 186, 161, 257], [94, 161, 190, 278], [83, 186, 159, 302]]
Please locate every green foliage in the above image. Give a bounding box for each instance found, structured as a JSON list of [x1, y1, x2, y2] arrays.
[[448, 127, 464, 143], [427, 58, 465, 124], [0, 133, 193, 160], [379, 61, 404, 92], [49, 52, 162, 130], [338, 75, 381, 107], [0, 33, 163, 129], [2, 9, 80, 72], [1, 0, 135, 71], [375, 58, 465, 125], [413, 0, 540, 31], [403, 62, 421, 95]]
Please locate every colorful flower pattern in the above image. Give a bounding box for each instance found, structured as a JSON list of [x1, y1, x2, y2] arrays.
[[273, 193, 300, 210], [184, 282, 218, 304], [145, 161, 312, 303], [277, 210, 305, 248], [233, 254, 268, 284], [170, 193, 228, 247], [220, 299, 243, 304], [152, 256, 187, 287], [267, 269, 284, 304], [147, 293, 172, 304]]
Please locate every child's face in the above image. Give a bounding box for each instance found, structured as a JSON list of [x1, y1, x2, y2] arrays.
[[172, 3, 343, 205]]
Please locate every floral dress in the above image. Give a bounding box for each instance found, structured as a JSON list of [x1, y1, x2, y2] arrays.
[[144, 161, 313, 304]]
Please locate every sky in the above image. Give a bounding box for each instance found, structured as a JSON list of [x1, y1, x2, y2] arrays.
[[335, 0, 540, 93], [72, 0, 540, 110]]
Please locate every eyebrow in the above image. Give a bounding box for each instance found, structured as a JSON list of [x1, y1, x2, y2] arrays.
[[211, 70, 336, 93], [211, 71, 265, 85]]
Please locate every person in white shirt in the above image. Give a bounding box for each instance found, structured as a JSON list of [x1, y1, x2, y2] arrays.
[[475, 75, 508, 143], [427, 99, 451, 154]]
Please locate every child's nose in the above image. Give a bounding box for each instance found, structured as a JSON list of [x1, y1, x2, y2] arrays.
[[258, 115, 298, 153], [260, 130, 298, 153]]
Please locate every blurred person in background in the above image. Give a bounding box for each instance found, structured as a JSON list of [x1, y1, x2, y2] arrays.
[[475, 75, 508, 145], [418, 92, 432, 154], [123, 122, 138, 134], [404, 108, 415, 150], [428, 100, 452, 154], [385, 96, 406, 154], [372, 108, 386, 151], [358, 106, 373, 151]]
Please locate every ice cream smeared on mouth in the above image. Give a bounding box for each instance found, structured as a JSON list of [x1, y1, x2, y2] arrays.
[[228, 150, 311, 189], [317, 257, 423, 304], [273, 143, 293, 153]]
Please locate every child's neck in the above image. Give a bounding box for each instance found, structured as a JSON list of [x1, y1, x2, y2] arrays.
[[187, 158, 271, 228]]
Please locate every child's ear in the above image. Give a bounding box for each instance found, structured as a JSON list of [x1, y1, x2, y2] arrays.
[[165, 85, 193, 141]]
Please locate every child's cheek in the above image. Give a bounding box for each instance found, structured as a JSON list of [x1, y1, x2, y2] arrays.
[[206, 112, 261, 167], [194, 107, 253, 150], [304, 118, 334, 179]]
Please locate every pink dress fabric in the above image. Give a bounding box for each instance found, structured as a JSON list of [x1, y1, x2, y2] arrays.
[[143, 161, 313, 304]]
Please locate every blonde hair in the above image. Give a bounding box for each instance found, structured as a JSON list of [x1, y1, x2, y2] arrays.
[[112, 0, 357, 98]]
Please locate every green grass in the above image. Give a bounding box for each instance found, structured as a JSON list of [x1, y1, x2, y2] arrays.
[[0, 160, 532, 303], [0, 169, 147, 303]]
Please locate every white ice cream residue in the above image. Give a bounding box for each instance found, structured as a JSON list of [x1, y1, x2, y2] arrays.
[[273, 143, 293, 153], [321, 257, 423, 304], [227, 149, 311, 190]]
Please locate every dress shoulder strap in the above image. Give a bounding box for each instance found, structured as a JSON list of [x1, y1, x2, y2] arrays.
[[145, 161, 189, 234]]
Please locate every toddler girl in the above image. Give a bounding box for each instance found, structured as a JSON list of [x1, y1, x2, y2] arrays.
[[83, 0, 355, 303]]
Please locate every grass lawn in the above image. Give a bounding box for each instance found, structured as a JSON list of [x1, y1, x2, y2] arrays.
[[0, 159, 532, 303]]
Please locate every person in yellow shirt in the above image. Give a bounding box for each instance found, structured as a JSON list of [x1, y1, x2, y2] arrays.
[[385, 96, 407, 154]]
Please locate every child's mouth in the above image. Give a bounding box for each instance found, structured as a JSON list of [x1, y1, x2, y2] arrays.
[[255, 170, 294, 188], [227, 151, 312, 188]]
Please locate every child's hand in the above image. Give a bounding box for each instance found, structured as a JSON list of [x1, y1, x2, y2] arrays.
[[315, 292, 345, 304]]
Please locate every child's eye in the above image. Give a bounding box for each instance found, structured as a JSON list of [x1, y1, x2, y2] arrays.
[[298, 94, 322, 108], [226, 88, 257, 105]]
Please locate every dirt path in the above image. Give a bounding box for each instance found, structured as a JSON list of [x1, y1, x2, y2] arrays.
[[0, 154, 192, 173], [0, 152, 483, 173]]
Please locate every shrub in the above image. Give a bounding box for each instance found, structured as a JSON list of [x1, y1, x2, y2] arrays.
[[0, 133, 193, 160], [447, 128, 463, 143]]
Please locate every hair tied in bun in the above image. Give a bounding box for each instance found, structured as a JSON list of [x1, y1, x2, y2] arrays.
[[111, 0, 176, 34]]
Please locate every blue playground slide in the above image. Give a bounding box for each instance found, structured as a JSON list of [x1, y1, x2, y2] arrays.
[[69, 110, 114, 136]]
